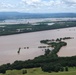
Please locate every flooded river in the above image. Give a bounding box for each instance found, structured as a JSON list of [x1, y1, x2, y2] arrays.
[[0, 27, 76, 64]]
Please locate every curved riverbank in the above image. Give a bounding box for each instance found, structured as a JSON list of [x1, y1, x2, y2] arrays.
[[0, 27, 76, 64]]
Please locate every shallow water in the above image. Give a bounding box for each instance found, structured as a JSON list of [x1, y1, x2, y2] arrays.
[[0, 18, 76, 24], [0, 27, 76, 64]]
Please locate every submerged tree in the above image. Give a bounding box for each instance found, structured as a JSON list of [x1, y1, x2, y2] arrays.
[[17, 47, 21, 54], [44, 49, 50, 56]]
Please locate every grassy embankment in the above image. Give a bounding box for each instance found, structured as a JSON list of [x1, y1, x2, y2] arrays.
[[0, 67, 76, 75]]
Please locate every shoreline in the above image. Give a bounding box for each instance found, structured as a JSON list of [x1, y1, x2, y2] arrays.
[[0, 27, 76, 65], [0, 26, 76, 37]]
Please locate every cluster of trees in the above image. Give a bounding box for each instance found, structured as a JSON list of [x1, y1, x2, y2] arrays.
[[40, 40, 48, 44], [0, 21, 76, 36], [40, 37, 73, 44], [22, 69, 27, 74], [62, 37, 73, 40], [56, 37, 73, 41], [0, 39, 75, 74], [50, 41, 67, 57], [44, 49, 50, 56], [41, 63, 68, 72], [0, 55, 76, 73], [40, 38, 67, 57]]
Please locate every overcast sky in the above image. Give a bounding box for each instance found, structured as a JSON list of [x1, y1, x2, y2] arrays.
[[0, 0, 76, 13]]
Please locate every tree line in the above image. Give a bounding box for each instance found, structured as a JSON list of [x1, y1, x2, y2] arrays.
[[0, 38, 75, 73]]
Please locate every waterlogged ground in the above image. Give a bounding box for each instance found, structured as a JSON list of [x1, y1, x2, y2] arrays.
[[0, 27, 76, 64], [0, 18, 76, 24]]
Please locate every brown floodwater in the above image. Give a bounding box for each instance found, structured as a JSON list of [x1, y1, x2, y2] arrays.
[[0, 27, 76, 64]]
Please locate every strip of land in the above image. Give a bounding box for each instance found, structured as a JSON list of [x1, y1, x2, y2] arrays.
[[0, 21, 76, 36]]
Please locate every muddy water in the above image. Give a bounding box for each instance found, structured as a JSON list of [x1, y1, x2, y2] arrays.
[[0, 27, 76, 64]]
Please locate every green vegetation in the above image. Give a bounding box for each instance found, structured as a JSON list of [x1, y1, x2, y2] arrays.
[[0, 67, 76, 75], [0, 37, 76, 74], [22, 69, 27, 74], [40, 38, 67, 57], [0, 21, 76, 36], [39, 38, 67, 72]]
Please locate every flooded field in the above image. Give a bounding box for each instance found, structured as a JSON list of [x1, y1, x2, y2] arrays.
[[0, 27, 76, 64], [0, 18, 76, 25]]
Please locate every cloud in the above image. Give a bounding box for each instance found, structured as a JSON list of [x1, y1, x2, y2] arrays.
[[62, 0, 76, 6], [0, 1, 22, 11], [0, 2, 14, 8], [21, 0, 76, 7], [21, 0, 61, 8], [20, 0, 76, 13], [22, 0, 41, 4], [22, 0, 43, 8], [0, 0, 76, 13]]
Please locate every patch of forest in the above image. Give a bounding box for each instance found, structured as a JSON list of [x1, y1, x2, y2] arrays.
[[0, 37, 76, 74], [0, 21, 76, 36]]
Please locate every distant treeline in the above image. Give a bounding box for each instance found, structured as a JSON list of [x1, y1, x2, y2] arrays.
[[0, 12, 76, 20], [0, 21, 76, 36]]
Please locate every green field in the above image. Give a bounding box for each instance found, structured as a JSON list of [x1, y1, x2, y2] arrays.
[[0, 21, 76, 36], [1, 67, 76, 75]]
